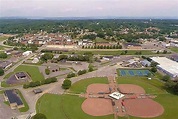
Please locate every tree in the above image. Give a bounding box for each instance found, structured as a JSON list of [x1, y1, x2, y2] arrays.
[[32, 113, 47, 119], [67, 73, 76, 78], [45, 68, 50, 75], [0, 53, 7, 59], [146, 72, 152, 77], [150, 67, 157, 73], [0, 68, 4, 76], [40, 53, 53, 62], [62, 79, 71, 89], [161, 75, 170, 82]]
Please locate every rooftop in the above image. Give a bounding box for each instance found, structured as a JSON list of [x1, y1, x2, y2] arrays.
[[151, 57, 178, 77], [4, 89, 23, 106]]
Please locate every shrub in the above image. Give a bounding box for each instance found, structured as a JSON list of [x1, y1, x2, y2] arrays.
[[45, 68, 50, 75], [67, 73, 76, 78], [62, 79, 71, 89], [23, 77, 57, 89], [0, 68, 4, 76], [78, 70, 87, 75]]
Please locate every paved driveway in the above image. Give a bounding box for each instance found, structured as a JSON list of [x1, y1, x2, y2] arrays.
[[0, 94, 20, 119]]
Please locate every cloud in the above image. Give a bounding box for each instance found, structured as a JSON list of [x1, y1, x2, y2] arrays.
[[0, 0, 178, 17]]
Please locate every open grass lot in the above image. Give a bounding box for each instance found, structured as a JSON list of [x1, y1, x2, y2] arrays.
[[17, 90, 29, 112], [117, 76, 178, 119], [76, 50, 155, 55], [170, 47, 178, 53], [36, 94, 114, 119], [0, 36, 8, 41], [5, 65, 45, 81], [69, 77, 108, 93]]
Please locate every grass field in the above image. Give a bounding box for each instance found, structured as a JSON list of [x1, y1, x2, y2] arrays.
[[76, 50, 155, 55], [170, 47, 178, 53], [18, 90, 29, 112], [5, 65, 45, 81], [36, 77, 113, 119], [36, 94, 114, 119], [36, 76, 178, 119], [0, 36, 8, 41], [69, 77, 108, 93], [117, 76, 178, 119]]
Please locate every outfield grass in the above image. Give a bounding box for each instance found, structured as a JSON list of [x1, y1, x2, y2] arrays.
[[117, 76, 166, 94], [36, 94, 114, 119], [117, 76, 178, 119], [69, 77, 108, 93], [5, 65, 45, 81]]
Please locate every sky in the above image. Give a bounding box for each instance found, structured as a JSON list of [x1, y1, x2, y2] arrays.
[[0, 0, 178, 18]]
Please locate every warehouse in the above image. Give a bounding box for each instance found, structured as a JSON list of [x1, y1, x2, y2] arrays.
[[151, 57, 178, 78]]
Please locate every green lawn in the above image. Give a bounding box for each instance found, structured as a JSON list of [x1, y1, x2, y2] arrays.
[[117, 76, 178, 119], [95, 38, 108, 42], [0, 36, 8, 41], [18, 90, 29, 112], [117, 76, 166, 94], [170, 47, 178, 53], [5, 65, 45, 81], [76, 50, 155, 55], [69, 77, 108, 93], [36, 94, 114, 119]]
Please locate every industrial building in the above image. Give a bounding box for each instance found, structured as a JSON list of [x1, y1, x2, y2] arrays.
[[151, 57, 178, 78], [4, 89, 24, 109]]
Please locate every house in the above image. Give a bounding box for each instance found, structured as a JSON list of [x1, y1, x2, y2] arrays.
[[141, 60, 151, 67], [22, 51, 32, 57], [0, 61, 12, 70], [4, 89, 24, 109], [15, 72, 27, 80], [32, 58, 39, 63], [125, 43, 142, 49], [103, 56, 114, 61]]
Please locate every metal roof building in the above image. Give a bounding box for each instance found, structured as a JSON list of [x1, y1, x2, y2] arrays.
[[4, 89, 24, 109], [151, 57, 178, 78]]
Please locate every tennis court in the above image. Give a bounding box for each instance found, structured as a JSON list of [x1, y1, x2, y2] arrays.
[[119, 69, 151, 76]]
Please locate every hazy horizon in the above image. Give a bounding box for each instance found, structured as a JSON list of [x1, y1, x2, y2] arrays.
[[0, 0, 178, 18]]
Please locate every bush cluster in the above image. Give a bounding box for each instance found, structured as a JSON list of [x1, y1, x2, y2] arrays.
[[23, 77, 57, 89]]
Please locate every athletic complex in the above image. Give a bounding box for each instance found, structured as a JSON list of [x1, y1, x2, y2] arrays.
[[81, 76, 164, 118]]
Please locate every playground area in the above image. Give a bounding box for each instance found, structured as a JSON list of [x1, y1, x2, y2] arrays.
[[119, 69, 150, 76], [81, 77, 164, 118]]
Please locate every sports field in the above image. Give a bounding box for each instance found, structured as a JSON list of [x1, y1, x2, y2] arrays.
[[36, 76, 178, 119], [117, 77, 178, 119], [118, 69, 150, 76]]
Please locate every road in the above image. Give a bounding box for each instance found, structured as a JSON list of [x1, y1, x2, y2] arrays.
[[0, 53, 35, 80]]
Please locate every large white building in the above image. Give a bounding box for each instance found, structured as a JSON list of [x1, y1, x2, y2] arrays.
[[151, 57, 178, 78]]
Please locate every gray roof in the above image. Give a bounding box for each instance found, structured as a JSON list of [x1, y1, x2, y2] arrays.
[[0, 61, 12, 69], [15, 72, 27, 78], [4, 90, 23, 105]]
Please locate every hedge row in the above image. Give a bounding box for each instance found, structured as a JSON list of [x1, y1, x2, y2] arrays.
[[23, 77, 57, 89]]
